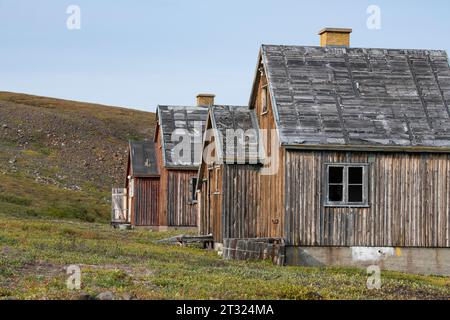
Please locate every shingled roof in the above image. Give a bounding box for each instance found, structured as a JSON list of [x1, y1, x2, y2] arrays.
[[257, 45, 450, 150], [157, 105, 208, 169], [210, 105, 263, 163], [128, 141, 159, 177]]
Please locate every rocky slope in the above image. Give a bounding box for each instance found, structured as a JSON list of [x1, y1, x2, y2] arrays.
[[0, 92, 156, 222]]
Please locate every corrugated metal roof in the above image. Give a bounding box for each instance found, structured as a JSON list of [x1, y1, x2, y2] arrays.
[[157, 105, 208, 169], [210, 105, 263, 163], [261, 45, 450, 150], [129, 141, 159, 177]]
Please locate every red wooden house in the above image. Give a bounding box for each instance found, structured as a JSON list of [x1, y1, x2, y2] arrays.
[[125, 141, 160, 226]]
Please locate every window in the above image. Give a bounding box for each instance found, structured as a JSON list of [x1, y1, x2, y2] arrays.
[[325, 164, 369, 207], [189, 177, 198, 203], [215, 167, 220, 193], [328, 167, 343, 202], [261, 85, 269, 115]]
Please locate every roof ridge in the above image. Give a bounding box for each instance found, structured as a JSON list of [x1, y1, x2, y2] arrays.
[[212, 105, 249, 108], [261, 44, 448, 53], [158, 104, 208, 109]]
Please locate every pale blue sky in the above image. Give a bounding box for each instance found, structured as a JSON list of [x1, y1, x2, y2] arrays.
[[1, 0, 449, 111]]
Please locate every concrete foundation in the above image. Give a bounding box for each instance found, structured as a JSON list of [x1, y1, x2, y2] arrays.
[[286, 246, 450, 276]]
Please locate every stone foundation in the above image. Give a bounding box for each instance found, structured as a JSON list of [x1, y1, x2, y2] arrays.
[[223, 238, 285, 266]]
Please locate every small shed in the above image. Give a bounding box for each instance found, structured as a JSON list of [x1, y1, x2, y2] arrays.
[[125, 140, 160, 226]]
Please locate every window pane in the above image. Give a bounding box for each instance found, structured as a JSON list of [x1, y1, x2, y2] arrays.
[[329, 167, 343, 184], [191, 178, 198, 201], [348, 185, 363, 203], [262, 88, 268, 113], [329, 185, 343, 202], [348, 167, 363, 184]]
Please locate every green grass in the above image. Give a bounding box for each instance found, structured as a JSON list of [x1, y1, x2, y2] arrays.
[[0, 213, 448, 300], [0, 193, 32, 206], [0, 173, 108, 223]]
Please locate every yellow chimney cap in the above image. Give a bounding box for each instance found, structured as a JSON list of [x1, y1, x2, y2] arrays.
[[318, 28, 353, 35]]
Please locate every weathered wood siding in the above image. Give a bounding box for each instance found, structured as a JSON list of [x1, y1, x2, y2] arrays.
[[252, 68, 285, 239], [133, 178, 160, 226], [199, 165, 223, 241], [167, 170, 198, 227], [285, 150, 450, 248], [155, 126, 168, 226], [198, 63, 287, 242], [222, 165, 260, 241], [155, 124, 198, 227], [199, 164, 260, 243], [199, 166, 210, 236], [211, 166, 223, 241]]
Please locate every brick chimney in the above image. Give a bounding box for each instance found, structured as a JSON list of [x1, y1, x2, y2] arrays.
[[319, 28, 352, 47], [196, 94, 215, 107]]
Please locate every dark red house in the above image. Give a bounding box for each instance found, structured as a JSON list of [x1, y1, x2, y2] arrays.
[[125, 140, 160, 226]]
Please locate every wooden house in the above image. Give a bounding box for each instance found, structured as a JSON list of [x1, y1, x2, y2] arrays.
[[125, 141, 160, 226], [197, 105, 263, 242], [197, 29, 450, 275], [153, 95, 211, 230]]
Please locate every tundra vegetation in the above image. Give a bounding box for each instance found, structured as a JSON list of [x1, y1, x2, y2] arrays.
[[0, 92, 155, 222], [0, 93, 448, 300], [0, 213, 449, 300]]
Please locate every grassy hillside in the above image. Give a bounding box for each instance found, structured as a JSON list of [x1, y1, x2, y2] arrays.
[[0, 92, 156, 222], [0, 214, 448, 300]]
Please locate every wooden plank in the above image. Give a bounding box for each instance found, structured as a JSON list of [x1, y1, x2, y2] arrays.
[[285, 150, 450, 248]]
